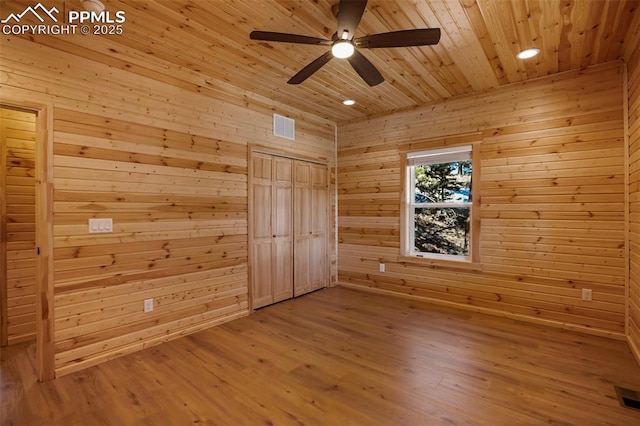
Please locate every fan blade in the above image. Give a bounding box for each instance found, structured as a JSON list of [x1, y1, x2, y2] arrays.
[[336, 0, 367, 40], [355, 28, 441, 48], [347, 50, 384, 86], [288, 51, 333, 84], [250, 31, 331, 45]]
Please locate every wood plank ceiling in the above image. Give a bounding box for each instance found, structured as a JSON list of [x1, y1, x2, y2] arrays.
[[3, 0, 639, 122]]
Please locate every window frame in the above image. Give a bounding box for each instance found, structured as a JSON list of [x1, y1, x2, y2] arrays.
[[400, 143, 481, 266]]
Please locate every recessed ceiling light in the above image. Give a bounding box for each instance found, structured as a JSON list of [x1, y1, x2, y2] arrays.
[[342, 99, 356, 106], [516, 48, 540, 59]]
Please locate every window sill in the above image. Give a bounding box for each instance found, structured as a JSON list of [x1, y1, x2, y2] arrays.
[[398, 255, 483, 271]]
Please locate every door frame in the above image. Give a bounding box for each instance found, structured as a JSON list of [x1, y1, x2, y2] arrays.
[[248, 144, 330, 311], [1, 99, 55, 382]]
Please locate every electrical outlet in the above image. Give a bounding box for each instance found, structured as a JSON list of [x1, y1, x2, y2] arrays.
[[144, 298, 154, 313], [582, 289, 592, 301], [379, 263, 385, 272]]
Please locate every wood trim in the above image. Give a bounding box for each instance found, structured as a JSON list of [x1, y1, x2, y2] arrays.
[[629, 335, 640, 367], [0, 111, 7, 346], [251, 143, 328, 165], [624, 61, 631, 337], [399, 152, 409, 256], [397, 255, 483, 271], [337, 281, 627, 341], [471, 141, 481, 263], [323, 161, 331, 289], [1, 100, 55, 381], [247, 148, 255, 311], [35, 104, 55, 382], [332, 124, 338, 286], [398, 132, 483, 154]]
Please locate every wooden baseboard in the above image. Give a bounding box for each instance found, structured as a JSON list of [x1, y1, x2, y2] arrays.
[[54, 310, 249, 378], [336, 281, 626, 341], [628, 335, 640, 367]]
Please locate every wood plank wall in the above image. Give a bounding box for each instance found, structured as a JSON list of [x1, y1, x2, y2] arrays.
[[0, 36, 335, 376], [627, 20, 640, 359], [338, 62, 626, 337], [1, 108, 37, 345]]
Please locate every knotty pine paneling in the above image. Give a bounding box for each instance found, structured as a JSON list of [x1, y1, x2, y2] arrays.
[[1, 108, 36, 345], [1, 1, 636, 122], [0, 37, 335, 376], [627, 21, 640, 359], [338, 62, 626, 337], [51, 111, 251, 375]]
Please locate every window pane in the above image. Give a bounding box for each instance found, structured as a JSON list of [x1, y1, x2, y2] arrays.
[[414, 207, 470, 256], [414, 161, 472, 203]]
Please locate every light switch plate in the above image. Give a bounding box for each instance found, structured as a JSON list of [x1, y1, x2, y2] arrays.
[[144, 298, 153, 313], [88, 218, 113, 234]]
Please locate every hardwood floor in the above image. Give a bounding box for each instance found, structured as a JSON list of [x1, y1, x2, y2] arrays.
[[3, 286, 640, 425]]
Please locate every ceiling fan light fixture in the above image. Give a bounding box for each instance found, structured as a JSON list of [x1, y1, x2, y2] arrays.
[[516, 48, 540, 59], [250, 0, 441, 86], [342, 99, 356, 106], [332, 41, 354, 59]]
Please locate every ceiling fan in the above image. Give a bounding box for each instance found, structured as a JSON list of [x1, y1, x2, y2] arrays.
[[250, 0, 441, 87]]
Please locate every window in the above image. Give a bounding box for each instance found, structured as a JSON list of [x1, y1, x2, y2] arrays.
[[403, 145, 476, 261]]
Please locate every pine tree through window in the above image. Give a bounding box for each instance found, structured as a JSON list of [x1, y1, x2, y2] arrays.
[[406, 145, 473, 259]]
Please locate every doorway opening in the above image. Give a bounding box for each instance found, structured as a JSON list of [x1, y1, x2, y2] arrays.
[[1, 107, 37, 347], [0, 100, 54, 382]]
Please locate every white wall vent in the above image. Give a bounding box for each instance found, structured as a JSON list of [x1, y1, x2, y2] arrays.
[[273, 113, 295, 140]]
